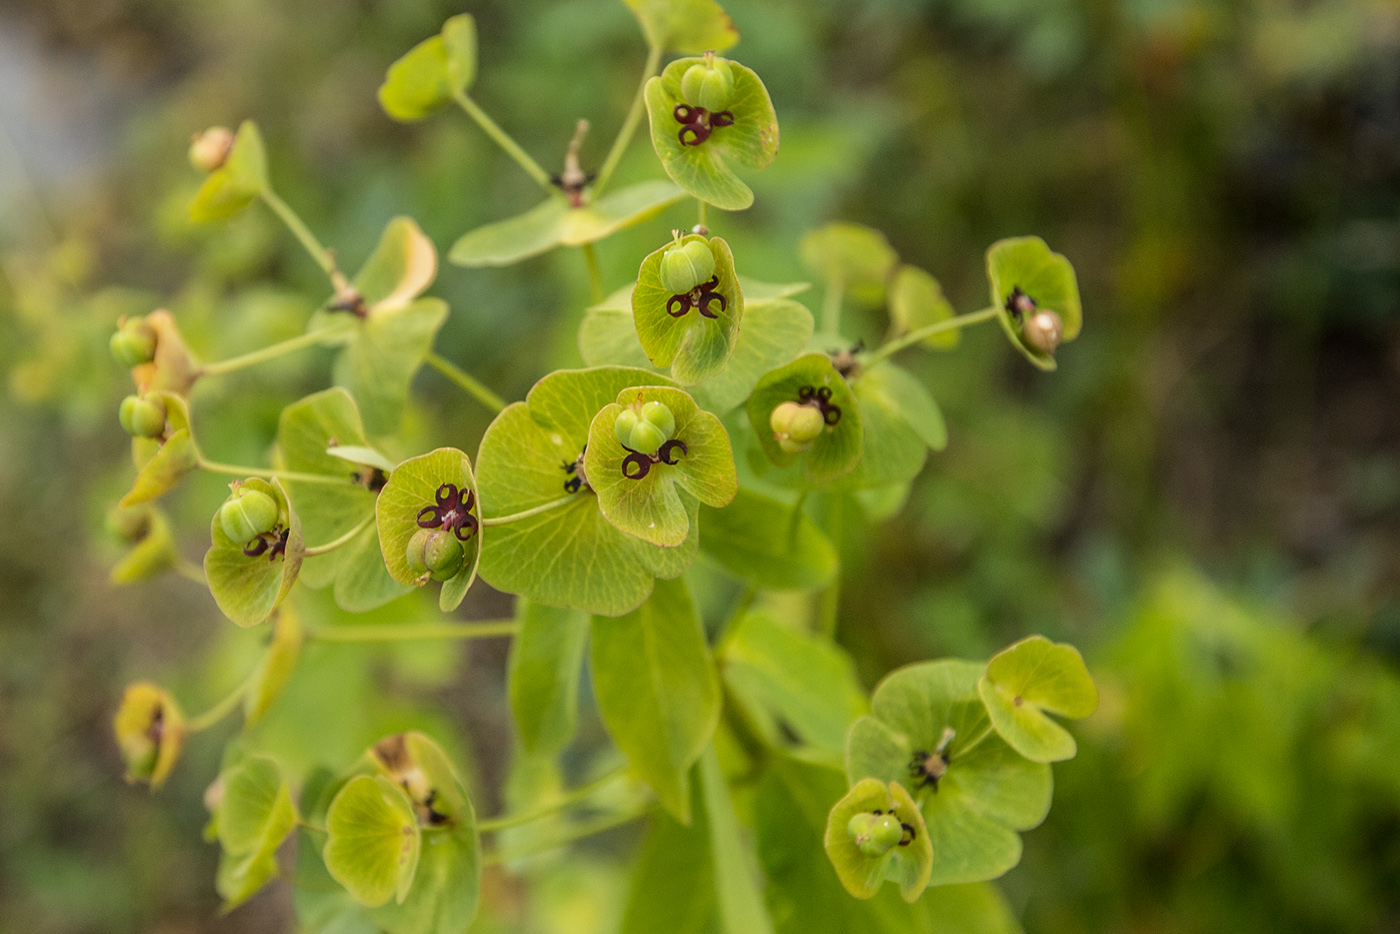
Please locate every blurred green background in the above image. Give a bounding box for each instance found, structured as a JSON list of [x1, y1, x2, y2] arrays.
[[1, 0, 1398, 931]]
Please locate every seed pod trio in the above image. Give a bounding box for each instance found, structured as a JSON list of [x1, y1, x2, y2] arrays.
[[614, 400, 676, 455]]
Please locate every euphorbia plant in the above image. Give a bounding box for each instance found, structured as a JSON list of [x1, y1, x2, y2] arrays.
[[107, 2, 1094, 930]]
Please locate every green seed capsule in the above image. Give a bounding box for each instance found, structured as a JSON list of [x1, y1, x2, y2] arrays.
[[847, 811, 904, 858], [659, 239, 716, 295], [681, 59, 735, 113], [406, 528, 465, 581], [219, 489, 280, 546], [616, 401, 676, 455], [1021, 310, 1063, 355], [110, 318, 158, 368], [770, 401, 824, 453], [119, 394, 168, 439], [638, 400, 676, 439]]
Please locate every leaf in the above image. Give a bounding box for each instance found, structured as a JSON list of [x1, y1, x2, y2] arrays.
[[441, 14, 477, 95], [475, 368, 699, 616], [375, 448, 481, 612], [205, 479, 306, 627], [353, 217, 438, 312], [645, 57, 778, 211], [985, 236, 1082, 371], [215, 755, 298, 910], [845, 660, 1052, 886], [449, 181, 686, 267], [699, 746, 775, 934], [618, 792, 715, 934], [326, 445, 396, 473], [799, 223, 899, 307], [746, 354, 863, 484], [699, 489, 836, 590], [120, 394, 198, 508], [890, 265, 958, 349], [838, 363, 945, 490], [977, 635, 1098, 763], [188, 120, 269, 222], [631, 235, 744, 384], [585, 386, 737, 547], [333, 523, 413, 613], [243, 606, 303, 728], [590, 577, 719, 821], [624, 0, 740, 53], [334, 297, 448, 436], [721, 610, 866, 759], [277, 388, 378, 549], [324, 775, 422, 907], [113, 682, 184, 789], [823, 777, 933, 902], [507, 601, 590, 756]]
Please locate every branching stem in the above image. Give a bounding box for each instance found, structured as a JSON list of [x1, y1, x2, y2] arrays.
[[481, 495, 577, 527], [197, 459, 355, 486], [185, 673, 254, 733], [863, 307, 1001, 366], [303, 514, 374, 557], [477, 766, 629, 833], [453, 91, 554, 192], [199, 328, 344, 377], [260, 189, 343, 286], [483, 804, 652, 865], [425, 352, 507, 413], [582, 243, 604, 303], [593, 44, 663, 197]]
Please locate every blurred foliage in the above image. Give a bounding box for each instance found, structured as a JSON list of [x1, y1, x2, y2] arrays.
[[0, 0, 1398, 932]]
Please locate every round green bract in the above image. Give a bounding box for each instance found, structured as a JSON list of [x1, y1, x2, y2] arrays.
[[633, 235, 744, 385], [324, 775, 422, 908], [188, 120, 268, 223], [985, 236, 1082, 371], [823, 778, 933, 902], [977, 635, 1099, 763], [375, 448, 481, 612], [746, 354, 863, 484], [204, 478, 305, 628], [799, 223, 899, 307]]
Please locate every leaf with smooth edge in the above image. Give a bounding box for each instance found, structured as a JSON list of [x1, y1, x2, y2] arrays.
[[507, 601, 590, 755], [334, 524, 413, 612], [618, 791, 715, 934], [645, 57, 778, 211], [721, 610, 864, 760], [189, 120, 268, 222], [335, 297, 447, 436], [985, 236, 1082, 371], [591, 577, 719, 822], [326, 445, 396, 472], [699, 488, 835, 590], [632, 235, 743, 384], [324, 775, 422, 907], [215, 754, 298, 908], [845, 660, 1052, 886], [277, 388, 377, 549], [799, 223, 898, 307], [746, 354, 863, 484], [205, 479, 305, 627], [978, 635, 1098, 763], [375, 447, 480, 612], [585, 386, 736, 547], [449, 181, 685, 267], [379, 35, 452, 122], [352, 217, 437, 313], [699, 746, 775, 934], [475, 368, 697, 615], [890, 265, 958, 348], [243, 607, 303, 728], [440, 14, 476, 95], [624, 0, 739, 53], [824, 777, 932, 902], [838, 363, 945, 490]]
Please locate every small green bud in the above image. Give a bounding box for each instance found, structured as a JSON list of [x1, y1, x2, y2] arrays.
[[770, 401, 825, 453], [1021, 310, 1063, 355], [615, 401, 676, 455], [218, 489, 280, 545], [189, 126, 235, 173], [406, 528, 465, 582], [659, 239, 716, 295], [846, 811, 904, 858], [680, 58, 735, 113], [109, 317, 158, 368], [119, 394, 168, 439]]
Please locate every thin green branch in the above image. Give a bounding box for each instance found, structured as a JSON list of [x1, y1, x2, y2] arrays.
[[821, 278, 844, 336], [173, 557, 207, 584], [424, 352, 507, 414], [581, 243, 604, 303], [453, 91, 554, 192], [481, 494, 577, 527], [199, 328, 342, 377], [955, 722, 997, 758], [477, 766, 629, 833], [185, 673, 254, 733], [862, 306, 1000, 366], [593, 43, 663, 197], [483, 804, 653, 866], [260, 189, 342, 285], [308, 620, 519, 642], [197, 459, 355, 486], [303, 514, 374, 557]]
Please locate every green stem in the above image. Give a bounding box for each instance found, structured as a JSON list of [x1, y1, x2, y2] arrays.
[[483, 804, 652, 866], [481, 494, 577, 527], [477, 766, 628, 833], [260, 189, 342, 285], [199, 328, 342, 377], [697, 199, 708, 230], [787, 491, 808, 546], [198, 458, 355, 486], [863, 306, 1000, 366], [303, 514, 374, 557], [453, 91, 554, 192], [582, 243, 604, 303], [309, 620, 519, 642], [817, 495, 843, 638], [821, 278, 844, 336], [185, 674, 254, 733], [173, 557, 206, 584], [593, 43, 663, 197], [424, 352, 507, 413]]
